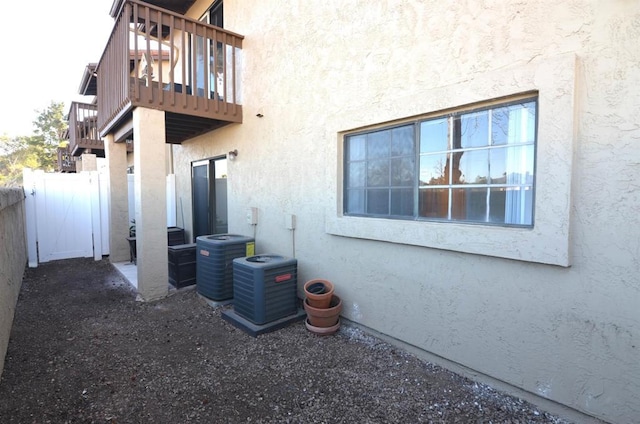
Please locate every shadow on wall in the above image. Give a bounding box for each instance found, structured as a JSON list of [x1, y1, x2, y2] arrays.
[[0, 188, 27, 380]]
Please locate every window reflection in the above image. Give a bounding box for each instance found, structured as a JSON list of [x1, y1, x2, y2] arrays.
[[348, 135, 366, 161], [391, 157, 414, 186], [456, 150, 488, 184], [348, 162, 365, 187], [345, 98, 537, 226], [491, 101, 536, 145], [367, 189, 389, 215], [457, 111, 489, 148], [451, 188, 487, 221], [347, 189, 365, 214], [419, 153, 447, 186], [419, 188, 448, 219], [391, 189, 414, 216], [367, 159, 390, 187], [490, 145, 534, 185], [367, 130, 390, 159], [420, 119, 448, 153], [391, 126, 414, 156]]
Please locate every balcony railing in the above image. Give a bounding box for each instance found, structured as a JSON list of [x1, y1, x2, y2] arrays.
[[97, 0, 243, 142], [57, 147, 77, 173], [68, 102, 103, 156]]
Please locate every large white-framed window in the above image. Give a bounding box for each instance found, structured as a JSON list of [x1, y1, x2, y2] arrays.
[[344, 97, 537, 227]]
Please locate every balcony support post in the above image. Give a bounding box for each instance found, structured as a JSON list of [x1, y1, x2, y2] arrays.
[[133, 107, 168, 301], [104, 134, 130, 263], [79, 153, 98, 172]]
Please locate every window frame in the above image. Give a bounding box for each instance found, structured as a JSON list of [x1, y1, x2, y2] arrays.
[[343, 96, 539, 228], [327, 54, 577, 267]]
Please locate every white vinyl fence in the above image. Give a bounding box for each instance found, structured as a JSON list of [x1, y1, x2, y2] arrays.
[[23, 169, 108, 267], [127, 174, 176, 228], [24, 168, 177, 267]]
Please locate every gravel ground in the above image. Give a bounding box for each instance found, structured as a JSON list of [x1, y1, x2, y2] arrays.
[[0, 257, 573, 423]]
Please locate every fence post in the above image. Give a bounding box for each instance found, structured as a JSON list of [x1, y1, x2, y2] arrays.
[[22, 169, 38, 268], [89, 171, 102, 260]]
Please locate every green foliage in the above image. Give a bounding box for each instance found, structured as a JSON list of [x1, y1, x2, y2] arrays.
[[0, 101, 68, 187], [33, 101, 67, 148], [0, 135, 39, 187]]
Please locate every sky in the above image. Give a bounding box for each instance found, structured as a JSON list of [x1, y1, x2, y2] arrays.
[[0, 0, 115, 137]]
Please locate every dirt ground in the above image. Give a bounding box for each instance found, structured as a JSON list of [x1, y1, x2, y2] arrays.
[[0, 257, 572, 423]]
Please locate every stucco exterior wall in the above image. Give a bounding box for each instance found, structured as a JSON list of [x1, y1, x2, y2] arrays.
[[174, 1, 640, 422], [0, 188, 27, 381]]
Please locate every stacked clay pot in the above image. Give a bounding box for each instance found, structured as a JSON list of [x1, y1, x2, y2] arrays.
[[303, 279, 342, 335]]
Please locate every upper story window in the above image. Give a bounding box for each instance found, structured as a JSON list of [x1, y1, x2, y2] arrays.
[[344, 97, 537, 227], [201, 0, 223, 27]]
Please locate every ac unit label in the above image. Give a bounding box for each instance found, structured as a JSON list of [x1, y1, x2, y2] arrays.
[[275, 274, 291, 283]]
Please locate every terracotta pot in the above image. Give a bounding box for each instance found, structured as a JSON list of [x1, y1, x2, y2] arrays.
[[303, 279, 334, 309], [304, 295, 342, 327], [305, 318, 340, 336]]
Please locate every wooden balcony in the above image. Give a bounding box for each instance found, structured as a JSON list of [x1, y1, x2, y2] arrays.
[[68, 102, 104, 157], [97, 0, 243, 144], [57, 146, 77, 173]]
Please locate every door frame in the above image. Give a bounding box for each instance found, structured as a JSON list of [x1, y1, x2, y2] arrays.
[[191, 155, 228, 240]]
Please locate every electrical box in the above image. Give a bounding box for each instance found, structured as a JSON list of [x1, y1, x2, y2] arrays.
[[285, 214, 296, 230], [246, 207, 258, 225]]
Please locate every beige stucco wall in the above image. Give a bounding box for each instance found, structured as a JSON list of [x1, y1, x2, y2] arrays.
[[0, 189, 27, 381], [172, 1, 640, 422], [133, 108, 169, 301]]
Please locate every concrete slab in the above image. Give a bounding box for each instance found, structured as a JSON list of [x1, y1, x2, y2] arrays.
[[112, 261, 138, 289], [198, 294, 233, 308], [113, 261, 196, 297], [221, 307, 307, 337]]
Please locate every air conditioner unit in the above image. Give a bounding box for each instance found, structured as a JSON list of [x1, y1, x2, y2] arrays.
[[232, 254, 298, 325], [196, 234, 255, 301]]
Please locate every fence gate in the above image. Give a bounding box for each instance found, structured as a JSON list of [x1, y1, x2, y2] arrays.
[[23, 169, 108, 267]]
